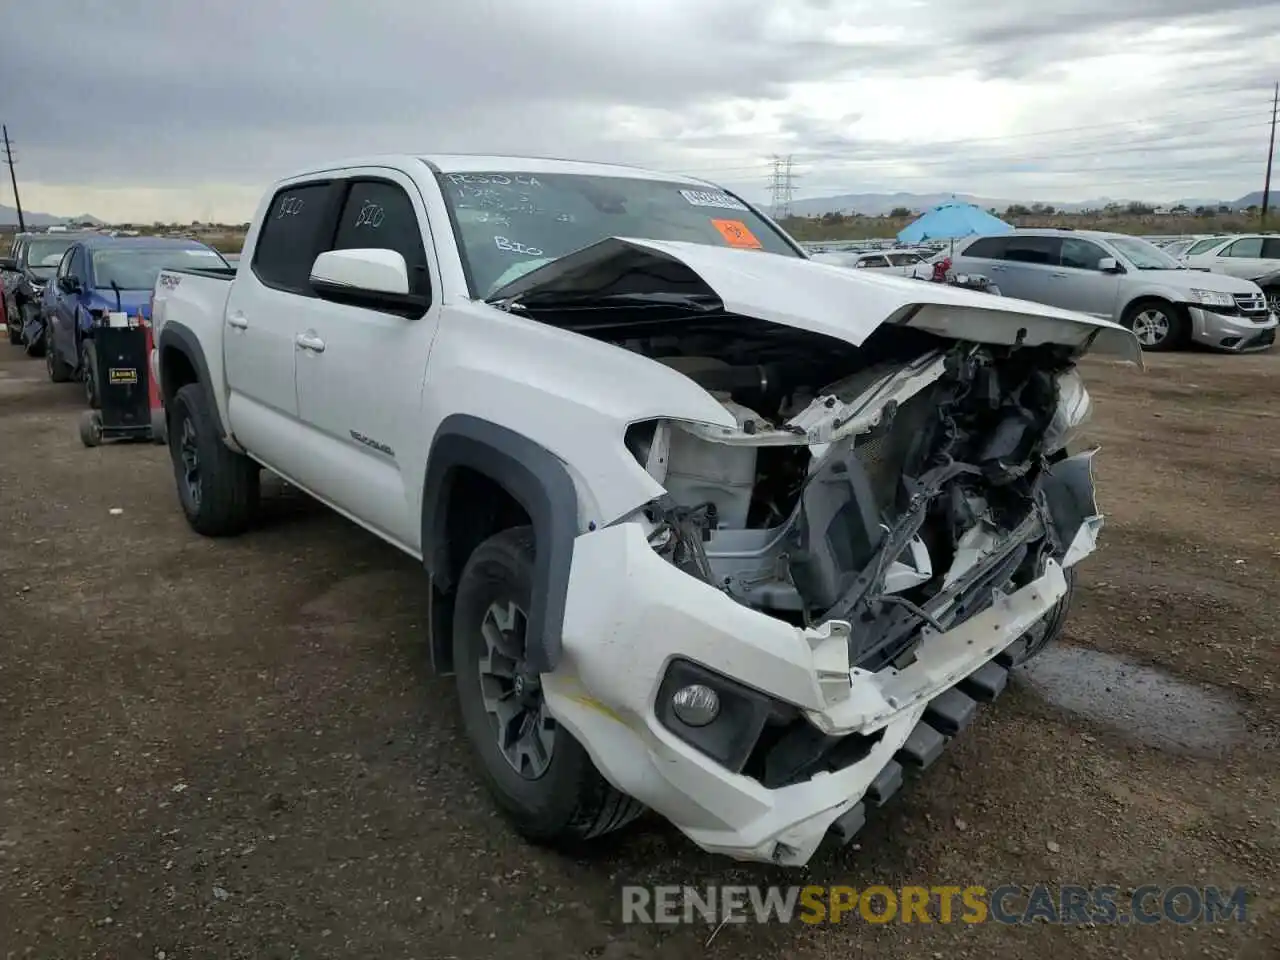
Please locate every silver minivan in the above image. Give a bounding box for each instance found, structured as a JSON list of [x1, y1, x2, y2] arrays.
[[950, 228, 1275, 352]]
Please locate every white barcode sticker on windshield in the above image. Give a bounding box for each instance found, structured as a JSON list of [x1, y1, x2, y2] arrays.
[[679, 189, 748, 211]]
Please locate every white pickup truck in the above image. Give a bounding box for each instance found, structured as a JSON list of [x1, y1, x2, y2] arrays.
[[149, 154, 1139, 867]]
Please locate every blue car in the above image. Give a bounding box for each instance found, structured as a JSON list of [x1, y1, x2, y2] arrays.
[[42, 237, 229, 402]]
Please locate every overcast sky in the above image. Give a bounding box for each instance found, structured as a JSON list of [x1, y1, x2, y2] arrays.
[[2, 0, 1278, 223]]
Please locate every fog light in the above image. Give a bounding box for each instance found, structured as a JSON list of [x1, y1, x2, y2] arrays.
[[671, 684, 720, 726]]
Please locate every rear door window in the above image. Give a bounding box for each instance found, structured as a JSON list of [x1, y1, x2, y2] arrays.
[[1260, 238, 1280, 259], [960, 236, 1009, 259], [1002, 235, 1062, 265], [251, 182, 336, 294]]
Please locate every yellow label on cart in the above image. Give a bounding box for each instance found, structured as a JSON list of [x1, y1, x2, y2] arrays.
[[109, 367, 138, 384]]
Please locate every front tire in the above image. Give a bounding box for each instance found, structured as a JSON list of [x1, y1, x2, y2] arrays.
[[82, 341, 100, 409], [167, 383, 259, 536], [78, 410, 103, 448], [21, 306, 45, 358], [1008, 566, 1077, 665], [1122, 298, 1187, 352], [6, 312, 20, 345], [452, 527, 643, 844]]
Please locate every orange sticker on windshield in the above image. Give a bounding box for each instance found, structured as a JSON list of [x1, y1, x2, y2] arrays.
[[711, 219, 762, 249]]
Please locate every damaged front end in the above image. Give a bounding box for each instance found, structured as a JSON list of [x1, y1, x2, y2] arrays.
[[501, 237, 1123, 865], [628, 341, 1099, 674]]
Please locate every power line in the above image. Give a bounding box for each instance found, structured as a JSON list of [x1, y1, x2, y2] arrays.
[[667, 117, 1277, 180], [2, 125, 24, 232], [659, 102, 1278, 178], [646, 94, 1279, 176], [1263, 82, 1277, 225]]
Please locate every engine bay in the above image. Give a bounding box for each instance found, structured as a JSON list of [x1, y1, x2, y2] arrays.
[[622, 322, 1091, 670], [507, 294, 1097, 671]]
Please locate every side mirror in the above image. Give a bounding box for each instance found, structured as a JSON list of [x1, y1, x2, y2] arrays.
[[309, 248, 427, 314], [59, 276, 81, 294], [1097, 257, 1122, 273], [0, 257, 15, 271]]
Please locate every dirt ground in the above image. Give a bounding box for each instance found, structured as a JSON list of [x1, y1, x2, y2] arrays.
[[1, 340, 1277, 960]]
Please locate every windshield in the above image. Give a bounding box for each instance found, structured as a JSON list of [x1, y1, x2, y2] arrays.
[[91, 247, 228, 290], [26, 238, 74, 272], [1186, 236, 1227, 257], [436, 171, 799, 297], [1109, 237, 1180, 270]]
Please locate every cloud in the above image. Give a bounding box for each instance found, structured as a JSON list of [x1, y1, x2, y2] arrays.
[[1, 0, 1276, 221]]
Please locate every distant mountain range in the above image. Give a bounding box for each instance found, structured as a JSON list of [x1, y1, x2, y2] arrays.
[[785, 191, 1268, 217], [0, 204, 106, 228]]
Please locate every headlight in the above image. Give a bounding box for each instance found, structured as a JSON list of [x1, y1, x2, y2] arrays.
[[1044, 368, 1092, 454], [1188, 288, 1234, 308]]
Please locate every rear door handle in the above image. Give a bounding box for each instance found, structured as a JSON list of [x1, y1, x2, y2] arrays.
[[227, 313, 248, 330], [296, 332, 326, 353], [1050, 272, 1068, 278]]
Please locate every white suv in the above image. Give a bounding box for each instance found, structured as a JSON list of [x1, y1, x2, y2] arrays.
[[950, 228, 1275, 352], [1182, 234, 1280, 282]]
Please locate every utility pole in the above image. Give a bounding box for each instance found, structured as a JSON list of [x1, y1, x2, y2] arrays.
[[3, 125, 25, 232], [1262, 82, 1277, 228], [768, 155, 797, 220]]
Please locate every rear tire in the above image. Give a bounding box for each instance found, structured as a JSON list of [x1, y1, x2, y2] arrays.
[[452, 526, 644, 844], [1122, 298, 1187, 352], [47, 334, 74, 382], [167, 383, 259, 536], [6, 316, 20, 345]]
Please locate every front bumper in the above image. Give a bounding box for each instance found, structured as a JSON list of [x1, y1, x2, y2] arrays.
[[1188, 306, 1277, 352], [544, 516, 1085, 866]]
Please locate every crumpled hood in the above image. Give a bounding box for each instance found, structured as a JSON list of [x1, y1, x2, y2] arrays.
[[488, 237, 1144, 364]]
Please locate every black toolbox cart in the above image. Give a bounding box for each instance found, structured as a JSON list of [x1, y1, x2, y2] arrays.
[[78, 311, 165, 447]]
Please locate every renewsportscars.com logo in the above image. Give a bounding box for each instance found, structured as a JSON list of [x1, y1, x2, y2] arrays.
[[621, 884, 1250, 926]]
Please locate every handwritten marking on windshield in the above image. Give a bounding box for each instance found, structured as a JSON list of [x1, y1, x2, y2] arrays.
[[494, 236, 544, 257], [354, 202, 385, 228], [680, 189, 748, 211], [449, 173, 543, 187]]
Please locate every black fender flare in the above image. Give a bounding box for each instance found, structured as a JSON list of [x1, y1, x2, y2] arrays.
[[421, 414, 580, 674], [156, 321, 227, 438]]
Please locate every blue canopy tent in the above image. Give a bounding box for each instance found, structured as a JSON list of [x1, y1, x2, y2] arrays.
[[896, 202, 1013, 252]]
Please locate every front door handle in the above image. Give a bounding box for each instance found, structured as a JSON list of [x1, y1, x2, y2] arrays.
[[296, 332, 326, 353], [1050, 272, 1068, 278], [227, 313, 248, 330]]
